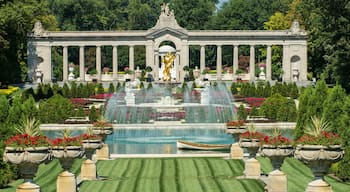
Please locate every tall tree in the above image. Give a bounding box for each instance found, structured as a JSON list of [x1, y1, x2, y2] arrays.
[[0, 0, 57, 83]]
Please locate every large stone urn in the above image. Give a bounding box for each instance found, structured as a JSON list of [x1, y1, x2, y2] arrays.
[[4, 147, 50, 180], [294, 144, 344, 179], [294, 144, 344, 192], [239, 138, 261, 158], [3, 147, 50, 192], [260, 144, 294, 170], [52, 146, 84, 170]]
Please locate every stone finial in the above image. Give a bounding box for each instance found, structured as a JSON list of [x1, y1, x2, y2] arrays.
[[290, 20, 301, 34], [151, 3, 184, 30], [33, 21, 44, 37]]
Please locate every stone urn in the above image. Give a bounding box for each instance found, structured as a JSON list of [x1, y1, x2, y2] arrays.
[[92, 127, 113, 142], [260, 144, 294, 170], [3, 146, 50, 181], [294, 144, 344, 179], [52, 146, 84, 170], [227, 127, 246, 143], [82, 139, 103, 160], [239, 138, 261, 158]]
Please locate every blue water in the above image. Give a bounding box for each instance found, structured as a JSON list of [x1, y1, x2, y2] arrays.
[[107, 128, 233, 154], [43, 127, 294, 154], [44, 127, 233, 154]]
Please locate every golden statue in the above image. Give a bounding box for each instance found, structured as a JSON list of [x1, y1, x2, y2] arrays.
[[162, 52, 176, 81]]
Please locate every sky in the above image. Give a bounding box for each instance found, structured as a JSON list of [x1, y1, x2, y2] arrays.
[[216, 0, 229, 10]]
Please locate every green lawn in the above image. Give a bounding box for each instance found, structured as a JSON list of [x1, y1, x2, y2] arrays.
[[1, 157, 350, 192]]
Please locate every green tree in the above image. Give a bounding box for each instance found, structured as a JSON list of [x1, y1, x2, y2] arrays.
[[260, 93, 289, 121], [237, 104, 247, 120], [322, 84, 347, 133], [276, 98, 297, 121], [337, 97, 350, 180], [0, 0, 57, 83], [96, 83, 105, 94], [295, 86, 313, 139], [0, 95, 9, 122], [38, 94, 75, 123], [89, 106, 98, 122], [108, 83, 115, 93]]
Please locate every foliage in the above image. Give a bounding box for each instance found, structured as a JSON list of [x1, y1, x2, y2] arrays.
[[50, 136, 82, 147], [337, 97, 350, 180], [0, 95, 9, 122], [89, 106, 98, 122], [108, 83, 115, 93], [38, 94, 75, 123], [14, 117, 41, 137], [237, 104, 247, 120], [260, 93, 296, 121]]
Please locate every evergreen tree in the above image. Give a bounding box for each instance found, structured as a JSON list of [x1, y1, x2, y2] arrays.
[[290, 82, 299, 99], [230, 82, 238, 95], [7, 94, 24, 124], [337, 97, 350, 180], [295, 86, 313, 139], [96, 83, 104, 94], [61, 83, 70, 98], [307, 79, 328, 117], [34, 83, 45, 100], [0, 95, 9, 122], [38, 94, 75, 123], [263, 81, 272, 97], [75, 107, 85, 117], [52, 83, 60, 95], [70, 81, 78, 98], [237, 104, 247, 120], [77, 83, 84, 98], [89, 106, 98, 122], [21, 96, 38, 119], [276, 98, 297, 122], [249, 106, 259, 116], [322, 84, 347, 133], [108, 83, 115, 93], [256, 82, 264, 97]]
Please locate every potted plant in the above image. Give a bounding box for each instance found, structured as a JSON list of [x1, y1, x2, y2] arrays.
[[50, 129, 84, 170], [3, 117, 50, 186], [92, 116, 113, 142], [294, 116, 344, 179], [239, 123, 266, 158], [226, 120, 247, 143], [81, 128, 102, 160], [260, 128, 293, 170]]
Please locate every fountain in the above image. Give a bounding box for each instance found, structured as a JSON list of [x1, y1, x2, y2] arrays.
[[104, 80, 235, 124]]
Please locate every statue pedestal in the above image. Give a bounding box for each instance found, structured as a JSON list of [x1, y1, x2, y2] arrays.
[[96, 144, 110, 160], [80, 159, 97, 180], [244, 158, 261, 179], [16, 182, 40, 192], [266, 170, 287, 192], [305, 179, 332, 192], [230, 143, 243, 159], [57, 171, 76, 192]]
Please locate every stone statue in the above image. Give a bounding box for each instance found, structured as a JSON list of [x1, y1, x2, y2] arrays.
[[33, 21, 44, 36], [162, 52, 176, 81]]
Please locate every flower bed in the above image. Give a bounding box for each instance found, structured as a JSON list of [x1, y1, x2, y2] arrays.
[[89, 93, 114, 99], [262, 135, 292, 146], [296, 131, 341, 146], [4, 134, 49, 148], [244, 97, 266, 107]]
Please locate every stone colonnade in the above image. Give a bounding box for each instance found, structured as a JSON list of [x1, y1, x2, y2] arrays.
[[28, 6, 307, 83]]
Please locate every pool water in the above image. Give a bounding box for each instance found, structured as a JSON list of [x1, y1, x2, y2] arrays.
[[43, 127, 294, 154]]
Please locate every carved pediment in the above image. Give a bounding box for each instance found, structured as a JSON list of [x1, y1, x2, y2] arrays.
[[146, 27, 188, 39]]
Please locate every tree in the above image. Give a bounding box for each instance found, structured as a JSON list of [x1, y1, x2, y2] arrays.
[[337, 97, 350, 180], [89, 106, 98, 122], [237, 104, 247, 120], [322, 84, 347, 132], [295, 86, 313, 139], [260, 93, 287, 121], [108, 83, 115, 93], [38, 94, 75, 123], [0, 0, 57, 83], [169, 0, 217, 30], [0, 95, 9, 122]]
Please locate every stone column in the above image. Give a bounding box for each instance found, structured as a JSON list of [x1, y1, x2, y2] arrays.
[[216, 45, 222, 81], [96, 45, 101, 81], [145, 41, 154, 71], [233, 45, 239, 76], [200, 45, 205, 73], [112, 45, 118, 80], [282, 44, 290, 81], [180, 40, 189, 81], [79, 46, 85, 81], [63, 46, 68, 81], [129, 45, 134, 70], [249, 45, 255, 81], [174, 53, 180, 81], [154, 53, 159, 81], [266, 45, 272, 81]]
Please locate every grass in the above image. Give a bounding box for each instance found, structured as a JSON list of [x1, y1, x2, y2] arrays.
[[1, 157, 350, 192], [79, 158, 264, 192]]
